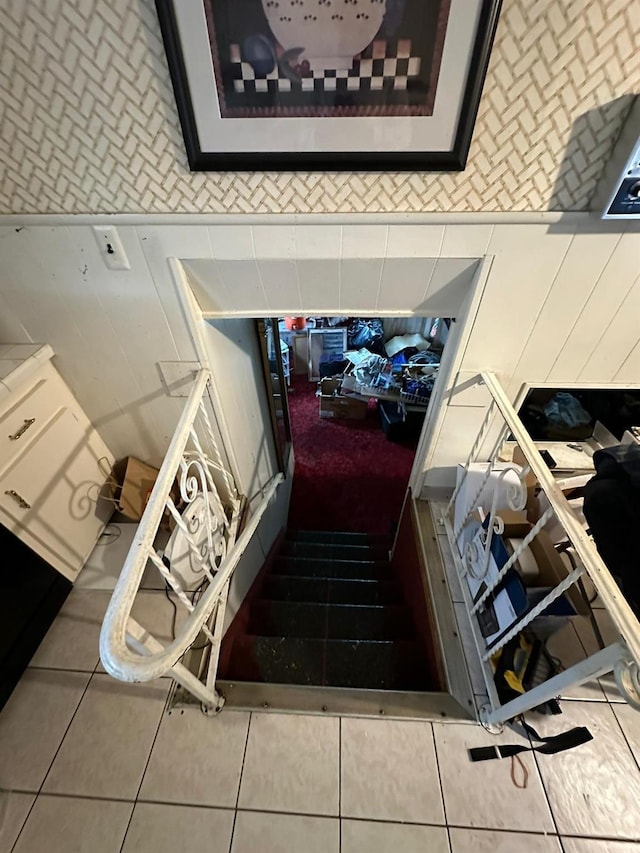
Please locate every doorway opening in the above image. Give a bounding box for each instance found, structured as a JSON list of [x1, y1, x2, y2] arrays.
[[258, 315, 452, 536], [175, 253, 486, 712], [212, 313, 456, 701]]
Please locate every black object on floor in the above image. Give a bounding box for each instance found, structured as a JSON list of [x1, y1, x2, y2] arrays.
[[584, 444, 640, 615], [221, 529, 436, 691], [378, 400, 426, 443], [0, 523, 71, 710]]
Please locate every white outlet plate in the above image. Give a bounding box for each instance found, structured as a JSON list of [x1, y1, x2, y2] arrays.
[[92, 226, 130, 270]]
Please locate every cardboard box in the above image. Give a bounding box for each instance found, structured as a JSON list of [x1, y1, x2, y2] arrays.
[[109, 456, 159, 521], [496, 510, 531, 538], [320, 395, 368, 420], [318, 377, 341, 396], [495, 508, 590, 617], [318, 378, 368, 420], [528, 528, 589, 616]]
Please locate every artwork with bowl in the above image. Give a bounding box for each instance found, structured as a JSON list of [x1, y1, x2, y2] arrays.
[[204, 0, 451, 119]]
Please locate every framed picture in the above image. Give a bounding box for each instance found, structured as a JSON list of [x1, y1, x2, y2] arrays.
[[156, 0, 501, 171]]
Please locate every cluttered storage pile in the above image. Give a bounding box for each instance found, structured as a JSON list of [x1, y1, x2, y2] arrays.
[[316, 317, 448, 441]]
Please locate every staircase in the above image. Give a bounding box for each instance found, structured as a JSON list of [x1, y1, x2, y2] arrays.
[[220, 529, 435, 691]]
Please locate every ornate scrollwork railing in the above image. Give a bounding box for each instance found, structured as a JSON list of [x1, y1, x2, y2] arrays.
[[99, 369, 283, 712], [441, 371, 640, 723]]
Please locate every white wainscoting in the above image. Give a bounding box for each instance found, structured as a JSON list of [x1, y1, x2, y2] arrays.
[[202, 318, 278, 500], [1, 216, 638, 496]]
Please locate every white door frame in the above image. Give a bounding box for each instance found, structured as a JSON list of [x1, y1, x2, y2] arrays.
[[169, 257, 244, 493], [170, 254, 493, 500], [408, 256, 493, 495]]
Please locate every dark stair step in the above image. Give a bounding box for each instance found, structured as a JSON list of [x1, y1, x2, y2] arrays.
[[286, 530, 393, 547], [248, 601, 415, 641], [275, 556, 392, 581], [262, 575, 403, 606], [227, 636, 431, 690], [279, 540, 390, 562]]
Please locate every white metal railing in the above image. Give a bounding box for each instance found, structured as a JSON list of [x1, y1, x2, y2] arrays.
[[440, 371, 640, 725], [99, 369, 283, 712]]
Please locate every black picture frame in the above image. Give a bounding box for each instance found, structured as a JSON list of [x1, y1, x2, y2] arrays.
[[156, 0, 502, 172]]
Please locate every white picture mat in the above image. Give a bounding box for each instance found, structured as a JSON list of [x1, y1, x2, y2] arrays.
[[174, 0, 483, 154]]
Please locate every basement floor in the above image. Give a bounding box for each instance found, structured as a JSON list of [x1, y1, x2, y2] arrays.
[[1, 584, 640, 851], [286, 374, 418, 534]]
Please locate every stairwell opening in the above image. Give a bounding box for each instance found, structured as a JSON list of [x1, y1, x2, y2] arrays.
[[204, 315, 465, 713], [173, 252, 489, 717]]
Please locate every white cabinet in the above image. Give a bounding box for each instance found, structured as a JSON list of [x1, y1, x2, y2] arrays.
[[0, 346, 114, 582]]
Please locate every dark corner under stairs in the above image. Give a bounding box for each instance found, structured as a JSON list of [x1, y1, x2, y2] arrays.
[[218, 529, 443, 696]]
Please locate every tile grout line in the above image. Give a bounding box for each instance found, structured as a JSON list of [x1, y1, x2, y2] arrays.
[[116, 684, 172, 853], [27, 664, 98, 676], [12, 790, 137, 804], [9, 669, 96, 853], [30, 664, 178, 682], [35, 671, 96, 797], [338, 716, 342, 853], [522, 714, 564, 843], [8, 793, 38, 853], [229, 712, 253, 852], [609, 704, 640, 776], [15, 786, 634, 843], [430, 722, 452, 853]]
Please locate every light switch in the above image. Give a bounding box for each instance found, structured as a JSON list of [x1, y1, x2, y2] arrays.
[[92, 226, 131, 270]]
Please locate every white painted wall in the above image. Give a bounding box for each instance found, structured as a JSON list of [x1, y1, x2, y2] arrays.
[[422, 220, 640, 489], [182, 255, 479, 317], [0, 224, 206, 467], [0, 222, 290, 617], [201, 318, 278, 501], [224, 451, 295, 633], [1, 216, 638, 501]]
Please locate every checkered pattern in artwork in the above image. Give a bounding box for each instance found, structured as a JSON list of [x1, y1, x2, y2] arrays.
[[231, 39, 422, 95]]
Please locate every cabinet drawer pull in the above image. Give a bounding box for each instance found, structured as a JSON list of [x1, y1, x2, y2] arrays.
[[9, 418, 36, 440], [4, 490, 31, 510]]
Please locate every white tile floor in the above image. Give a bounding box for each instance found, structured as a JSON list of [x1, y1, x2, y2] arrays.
[[2, 589, 640, 852]]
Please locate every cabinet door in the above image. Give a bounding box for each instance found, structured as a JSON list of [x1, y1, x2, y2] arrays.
[[0, 408, 110, 580], [0, 374, 62, 469]]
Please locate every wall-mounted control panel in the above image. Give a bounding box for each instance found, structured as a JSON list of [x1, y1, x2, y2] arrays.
[[591, 96, 640, 220]]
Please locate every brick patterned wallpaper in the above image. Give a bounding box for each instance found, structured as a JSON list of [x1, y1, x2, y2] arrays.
[[0, 0, 637, 214]]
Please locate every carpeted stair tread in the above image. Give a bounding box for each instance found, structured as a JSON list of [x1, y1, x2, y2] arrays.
[[248, 600, 415, 640], [279, 540, 390, 562], [286, 530, 394, 547], [226, 636, 431, 690], [274, 555, 392, 581], [248, 601, 326, 639], [328, 603, 415, 641], [219, 524, 437, 692], [262, 574, 403, 606]]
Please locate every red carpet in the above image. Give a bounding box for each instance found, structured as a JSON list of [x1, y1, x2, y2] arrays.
[[287, 375, 417, 534]]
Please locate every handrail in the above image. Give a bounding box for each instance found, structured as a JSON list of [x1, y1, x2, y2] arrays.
[[100, 474, 281, 682], [99, 367, 284, 709], [442, 371, 640, 722], [480, 371, 640, 669]]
